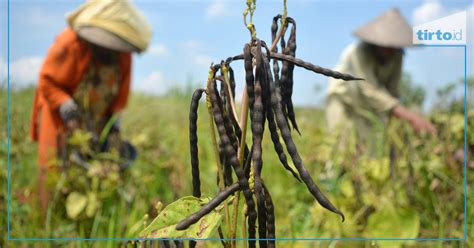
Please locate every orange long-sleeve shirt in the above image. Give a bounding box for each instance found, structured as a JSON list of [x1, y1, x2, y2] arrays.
[[30, 28, 132, 168]]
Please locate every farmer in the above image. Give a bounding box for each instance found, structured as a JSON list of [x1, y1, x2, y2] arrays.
[[29, 0, 151, 214], [326, 8, 436, 151]]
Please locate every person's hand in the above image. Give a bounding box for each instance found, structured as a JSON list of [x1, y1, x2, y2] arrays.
[[66, 118, 80, 131], [407, 114, 437, 135], [59, 99, 80, 130], [392, 105, 437, 135]]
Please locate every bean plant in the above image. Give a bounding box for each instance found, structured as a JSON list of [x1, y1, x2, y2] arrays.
[[139, 11, 362, 247]]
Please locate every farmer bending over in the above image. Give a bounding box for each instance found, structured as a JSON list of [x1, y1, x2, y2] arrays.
[[326, 8, 436, 152], [30, 0, 152, 215]]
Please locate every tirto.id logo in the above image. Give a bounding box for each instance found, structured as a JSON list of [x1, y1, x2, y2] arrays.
[[415, 29, 463, 41], [412, 11, 466, 45]]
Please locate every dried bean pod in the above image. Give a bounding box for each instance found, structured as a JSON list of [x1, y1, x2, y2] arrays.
[[279, 69, 289, 129], [278, 18, 289, 96], [271, 15, 282, 48], [219, 141, 233, 187], [220, 79, 249, 187], [280, 30, 287, 54], [263, 183, 275, 248], [219, 69, 251, 168], [224, 53, 362, 81], [217, 80, 240, 153], [211, 63, 221, 73], [219, 63, 233, 117], [243, 144, 253, 179], [283, 17, 300, 134], [189, 88, 205, 198], [216, 65, 252, 171], [189, 89, 205, 248], [244, 43, 256, 117], [252, 40, 268, 248], [261, 42, 301, 182], [219, 76, 227, 113], [214, 81, 234, 187], [273, 58, 280, 86], [207, 78, 257, 247], [279, 20, 291, 95], [176, 183, 240, 230], [268, 58, 345, 221], [269, 52, 363, 81], [278, 19, 293, 131], [218, 70, 240, 143], [271, 15, 281, 83], [271, 16, 280, 48], [225, 64, 241, 142], [228, 65, 236, 100]]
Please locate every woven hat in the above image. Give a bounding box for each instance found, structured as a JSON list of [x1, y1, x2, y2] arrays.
[[67, 0, 152, 53], [353, 8, 412, 48], [77, 26, 138, 52]]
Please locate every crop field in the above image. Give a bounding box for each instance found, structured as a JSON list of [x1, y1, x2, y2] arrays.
[[2, 0, 474, 246], [1, 79, 473, 247]]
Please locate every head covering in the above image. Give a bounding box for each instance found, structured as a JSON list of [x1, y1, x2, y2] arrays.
[[67, 0, 152, 53], [353, 8, 412, 48], [76, 26, 137, 52]]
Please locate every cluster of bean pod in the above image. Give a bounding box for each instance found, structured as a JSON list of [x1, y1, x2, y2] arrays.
[[178, 15, 362, 248]]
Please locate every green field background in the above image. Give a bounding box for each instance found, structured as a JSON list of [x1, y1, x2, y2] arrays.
[[1, 86, 472, 247]]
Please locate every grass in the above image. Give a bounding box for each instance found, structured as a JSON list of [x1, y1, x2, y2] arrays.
[[1, 87, 472, 247]]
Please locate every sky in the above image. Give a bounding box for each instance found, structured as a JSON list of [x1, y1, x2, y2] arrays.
[[1, 0, 473, 109]]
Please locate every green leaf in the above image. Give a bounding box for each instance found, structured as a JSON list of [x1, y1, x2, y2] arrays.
[[365, 204, 399, 237], [68, 129, 93, 146], [364, 204, 420, 248], [139, 196, 222, 239], [86, 192, 100, 218], [339, 176, 354, 198], [398, 208, 420, 240], [362, 158, 390, 182], [66, 192, 87, 219]]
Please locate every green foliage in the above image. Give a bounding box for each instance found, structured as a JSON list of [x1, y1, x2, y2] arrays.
[[434, 76, 473, 113], [57, 128, 129, 221], [139, 196, 222, 239], [65, 192, 88, 219], [1, 82, 473, 247], [365, 205, 420, 244], [398, 73, 426, 107], [68, 130, 93, 147]]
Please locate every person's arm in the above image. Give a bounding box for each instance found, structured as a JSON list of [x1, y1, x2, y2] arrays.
[[39, 38, 85, 131], [358, 70, 436, 135], [352, 44, 436, 135], [109, 53, 132, 113], [39, 41, 78, 110], [391, 105, 436, 134], [358, 79, 437, 134]]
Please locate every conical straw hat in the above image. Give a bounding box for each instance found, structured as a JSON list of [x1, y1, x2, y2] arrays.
[[353, 8, 412, 48]]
